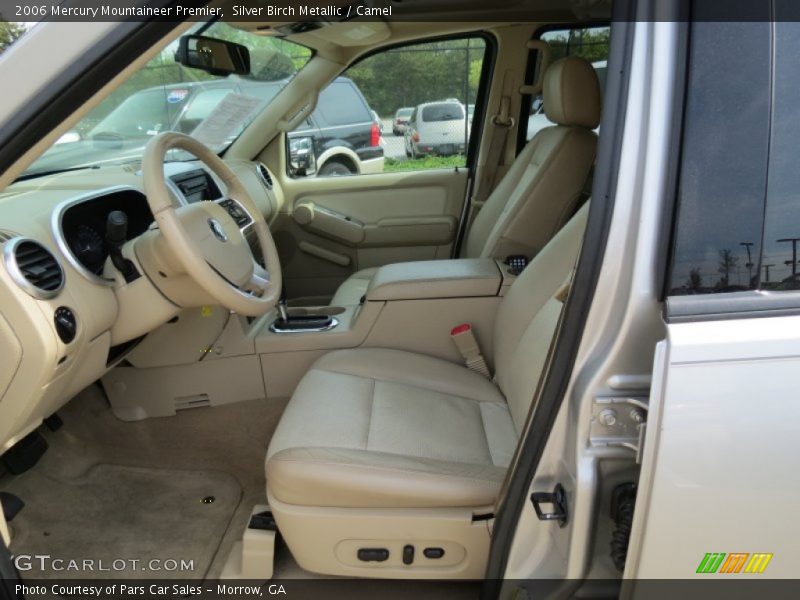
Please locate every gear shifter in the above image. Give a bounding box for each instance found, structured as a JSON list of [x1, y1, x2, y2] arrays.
[[277, 291, 290, 325], [270, 288, 337, 333]]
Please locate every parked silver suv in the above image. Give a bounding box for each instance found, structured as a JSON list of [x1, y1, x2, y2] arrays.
[[404, 100, 469, 158]]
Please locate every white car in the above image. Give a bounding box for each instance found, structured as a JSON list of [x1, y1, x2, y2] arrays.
[[404, 100, 469, 158]]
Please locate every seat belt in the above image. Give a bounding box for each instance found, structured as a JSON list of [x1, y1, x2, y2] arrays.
[[471, 70, 518, 210], [451, 323, 491, 378], [469, 41, 551, 220]]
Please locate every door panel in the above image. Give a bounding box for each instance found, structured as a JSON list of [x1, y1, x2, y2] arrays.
[[275, 168, 468, 303], [627, 317, 800, 580], [274, 34, 491, 303]]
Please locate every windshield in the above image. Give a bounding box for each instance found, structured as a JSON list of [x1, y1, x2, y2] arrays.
[[22, 21, 311, 178], [421, 103, 464, 122], [91, 88, 189, 138]]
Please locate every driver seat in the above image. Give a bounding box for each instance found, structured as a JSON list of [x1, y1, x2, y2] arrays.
[[266, 204, 589, 578]]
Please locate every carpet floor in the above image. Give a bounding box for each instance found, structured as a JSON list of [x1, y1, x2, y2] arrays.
[[4, 462, 240, 579]]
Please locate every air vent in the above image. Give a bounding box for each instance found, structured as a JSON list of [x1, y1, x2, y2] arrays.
[[169, 169, 222, 204], [174, 393, 211, 412], [257, 163, 273, 189], [3, 238, 64, 299], [0, 230, 16, 243]]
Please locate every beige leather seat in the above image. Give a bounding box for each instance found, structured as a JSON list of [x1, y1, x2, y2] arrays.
[[329, 55, 600, 307], [266, 203, 589, 578]]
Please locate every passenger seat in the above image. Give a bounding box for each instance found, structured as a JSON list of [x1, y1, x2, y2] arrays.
[[266, 202, 592, 578], [330, 55, 601, 306]]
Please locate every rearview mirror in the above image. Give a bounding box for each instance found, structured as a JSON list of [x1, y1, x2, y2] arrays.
[[176, 35, 250, 76]]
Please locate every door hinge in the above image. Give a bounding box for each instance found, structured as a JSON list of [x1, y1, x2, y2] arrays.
[[590, 396, 648, 463]]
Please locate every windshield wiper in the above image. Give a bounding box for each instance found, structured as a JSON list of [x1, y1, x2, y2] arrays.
[[14, 164, 101, 182]]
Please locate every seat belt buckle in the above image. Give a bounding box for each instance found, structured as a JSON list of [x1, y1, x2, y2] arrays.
[[450, 323, 491, 378]]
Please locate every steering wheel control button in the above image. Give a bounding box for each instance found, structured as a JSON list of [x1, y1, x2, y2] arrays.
[[423, 547, 445, 559], [218, 199, 253, 228], [357, 548, 389, 562], [402, 544, 414, 565], [54, 307, 77, 344]]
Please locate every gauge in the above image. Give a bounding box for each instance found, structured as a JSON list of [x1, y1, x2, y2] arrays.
[[69, 224, 106, 275]]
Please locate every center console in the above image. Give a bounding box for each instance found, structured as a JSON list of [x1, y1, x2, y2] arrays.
[[255, 257, 517, 398]]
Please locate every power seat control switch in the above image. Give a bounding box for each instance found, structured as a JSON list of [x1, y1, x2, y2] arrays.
[[357, 548, 389, 562], [54, 307, 77, 344]]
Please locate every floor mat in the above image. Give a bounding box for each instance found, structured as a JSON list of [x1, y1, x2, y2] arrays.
[[5, 463, 241, 579]]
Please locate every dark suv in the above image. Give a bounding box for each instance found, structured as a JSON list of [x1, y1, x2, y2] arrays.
[[287, 77, 384, 177]]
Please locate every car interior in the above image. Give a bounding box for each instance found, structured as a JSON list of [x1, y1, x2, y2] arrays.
[[0, 0, 635, 589]]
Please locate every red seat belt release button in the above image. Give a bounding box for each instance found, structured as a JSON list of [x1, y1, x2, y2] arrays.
[[450, 323, 490, 378]]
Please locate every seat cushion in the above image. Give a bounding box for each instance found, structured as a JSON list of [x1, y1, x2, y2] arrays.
[[266, 348, 517, 509], [329, 267, 378, 306]]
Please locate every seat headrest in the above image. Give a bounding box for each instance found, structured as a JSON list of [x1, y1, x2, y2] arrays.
[[543, 56, 602, 129]]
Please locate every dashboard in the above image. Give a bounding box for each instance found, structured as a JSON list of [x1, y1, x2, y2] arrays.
[[0, 158, 281, 453], [59, 188, 154, 278], [56, 167, 228, 281]]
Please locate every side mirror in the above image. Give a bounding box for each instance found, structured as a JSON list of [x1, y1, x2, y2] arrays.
[[287, 136, 317, 177], [175, 35, 250, 76]]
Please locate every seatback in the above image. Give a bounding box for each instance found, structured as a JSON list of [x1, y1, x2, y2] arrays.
[[461, 56, 600, 261], [492, 203, 589, 432]]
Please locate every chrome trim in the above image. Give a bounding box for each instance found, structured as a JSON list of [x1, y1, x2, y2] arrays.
[[2, 237, 65, 300], [50, 185, 144, 287], [208, 218, 229, 242], [269, 316, 339, 334]]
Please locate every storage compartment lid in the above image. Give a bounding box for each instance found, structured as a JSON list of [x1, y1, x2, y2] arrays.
[[366, 258, 501, 301]]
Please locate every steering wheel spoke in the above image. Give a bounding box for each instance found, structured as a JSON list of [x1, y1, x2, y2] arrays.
[[243, 263, 271, 297]]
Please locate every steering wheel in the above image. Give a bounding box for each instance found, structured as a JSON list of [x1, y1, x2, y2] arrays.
[[142, 132, 281, 317]]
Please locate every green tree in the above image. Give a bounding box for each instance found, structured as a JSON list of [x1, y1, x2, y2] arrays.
[[545, 28, 610, 63], [0, 20, 26, 54], [347, 39, 486, 116]]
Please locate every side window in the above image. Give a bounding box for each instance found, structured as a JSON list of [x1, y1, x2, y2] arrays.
[[667, 21, 795, 296], [286, 37, 488, 178], [522, 25, 610, 143], [760, 22, 800, 291]]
